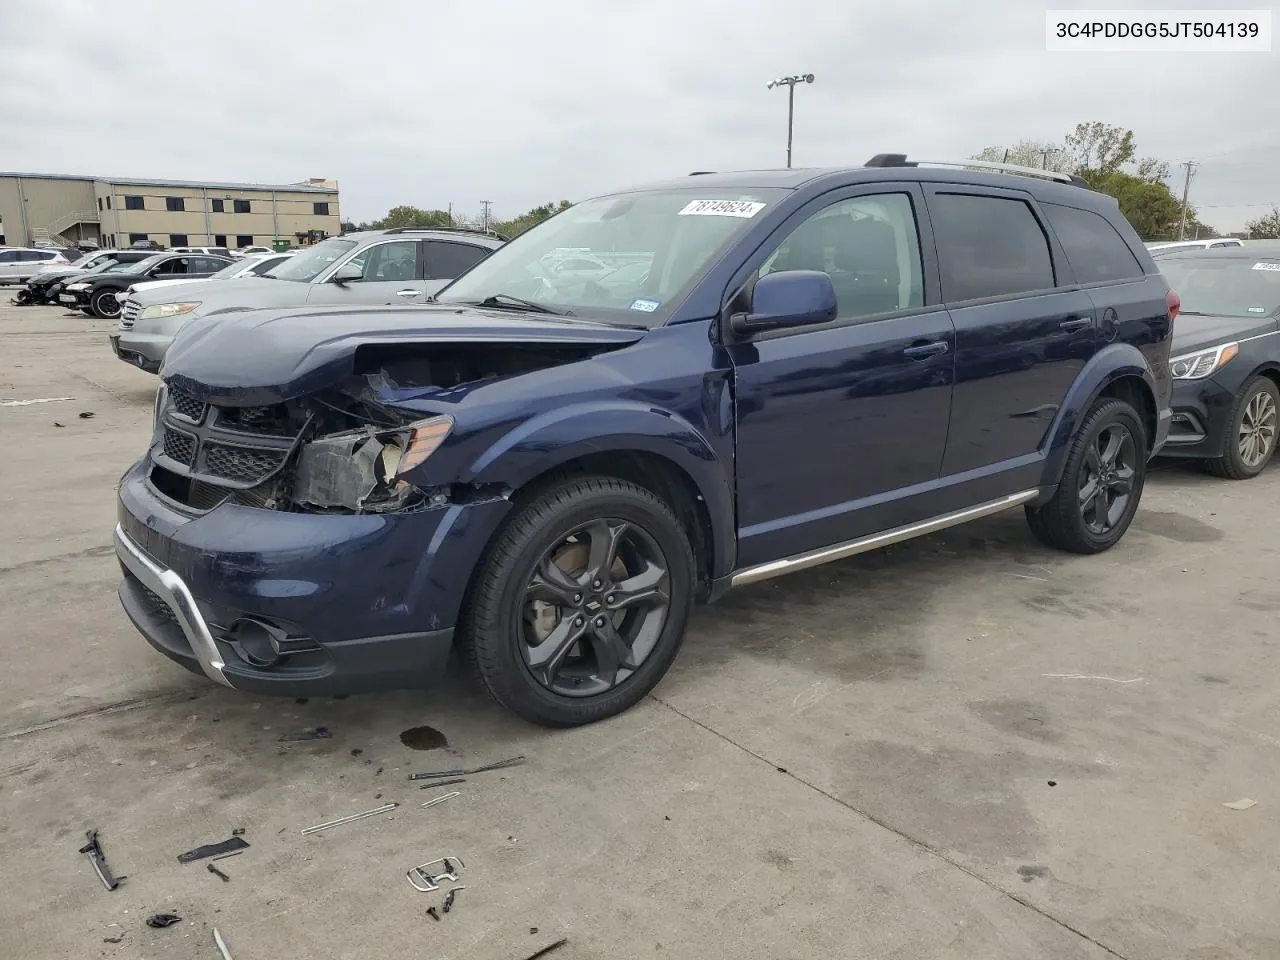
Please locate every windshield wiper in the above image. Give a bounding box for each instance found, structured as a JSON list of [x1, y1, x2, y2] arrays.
[[472, 293, 573, 316]]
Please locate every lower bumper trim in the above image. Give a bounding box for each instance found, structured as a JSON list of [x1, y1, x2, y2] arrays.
[[113, 523, 233, 688]]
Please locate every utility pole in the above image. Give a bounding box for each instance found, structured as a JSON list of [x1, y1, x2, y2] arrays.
[[1177, 161, 1198, 240], [447, 202, 453, 227], [766, 73, 815, 169], [479, 200, 493, 233], [1042, 150, 1049, 170]]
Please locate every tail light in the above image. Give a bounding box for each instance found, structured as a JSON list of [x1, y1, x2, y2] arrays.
[[1166, 288, 1180, 324]]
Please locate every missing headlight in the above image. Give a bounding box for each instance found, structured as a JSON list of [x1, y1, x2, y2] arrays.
[[293, 429, 401, 511]]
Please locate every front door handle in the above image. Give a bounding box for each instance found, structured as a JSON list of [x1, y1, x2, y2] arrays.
[[903, 340, 949, 359], [1059, 316, 1093, 331], [395, 289, 420, 298]]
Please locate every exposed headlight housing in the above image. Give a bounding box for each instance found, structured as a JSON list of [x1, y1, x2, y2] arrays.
[[1169, 342, 1239, 380], [291, 415, 454, 512], [139, 301, 201, 320], [65, 282, 89, 291]]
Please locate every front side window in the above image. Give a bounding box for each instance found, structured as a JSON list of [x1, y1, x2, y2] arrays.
[[436, 188, 788, 326], [758, 192, 924, 320], [344, 240, 418, 281], [931, 193, 1055, 302], [268, 238, 356, 282]]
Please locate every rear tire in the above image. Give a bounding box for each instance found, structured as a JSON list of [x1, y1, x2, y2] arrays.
[[91, 289, 121, 319], [458, 475, 694, 727], [1204, 375, 1279, 480], [1026, 397, 1147, 554]]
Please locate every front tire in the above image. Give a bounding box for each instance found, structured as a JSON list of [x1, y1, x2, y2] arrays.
[[1026, 397, 1147, 554], [91, 289, 121, 319], [459, 476, 695, 727], [1204, 375, 1279, 480]]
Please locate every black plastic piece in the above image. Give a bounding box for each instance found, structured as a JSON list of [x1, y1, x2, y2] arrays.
[[177, 836, 249, 864], [146, 914, 182, 928], [207, 863, 231, 882], [79, 829, 124, 891], [864, 153, 914, 167], [278, 727, 332, 742], [419, 777, 467, 790]]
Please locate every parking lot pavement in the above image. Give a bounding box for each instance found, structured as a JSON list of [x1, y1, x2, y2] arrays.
[[1, 301, 1277, 960]]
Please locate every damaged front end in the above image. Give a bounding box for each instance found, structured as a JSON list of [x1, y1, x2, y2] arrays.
[[148, 342, 602, 516]]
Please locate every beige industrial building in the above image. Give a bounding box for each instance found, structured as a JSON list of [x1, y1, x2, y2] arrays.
[[0, 172, 340, 250]]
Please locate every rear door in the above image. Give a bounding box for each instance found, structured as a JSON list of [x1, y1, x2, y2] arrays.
[[926, 187, 1098, 482], [304, 239, 424, 305]]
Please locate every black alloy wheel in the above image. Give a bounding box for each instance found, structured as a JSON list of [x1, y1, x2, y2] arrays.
[[91, 289, 122, 319], [1026, 397, 1147, 554], [460, 476, 694, 727]]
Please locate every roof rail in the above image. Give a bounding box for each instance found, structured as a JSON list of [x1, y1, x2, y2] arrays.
[[382, 225, 510, 241], [863, 153, 1092, 188], [688, 171, 716, 176]]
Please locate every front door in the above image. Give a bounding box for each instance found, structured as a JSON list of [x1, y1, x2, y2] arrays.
[[305, 239, 425, 306], [728, 186, 957, 568], [924, 187, 1098, 481]]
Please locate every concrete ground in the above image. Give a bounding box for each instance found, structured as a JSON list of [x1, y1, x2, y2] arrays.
[[0, 299, 1277, 960]]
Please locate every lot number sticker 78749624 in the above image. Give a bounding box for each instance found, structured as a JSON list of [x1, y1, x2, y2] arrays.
[[678, 199, 767, 218]]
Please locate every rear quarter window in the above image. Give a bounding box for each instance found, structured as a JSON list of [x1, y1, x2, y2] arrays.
[[1043, 204, 1144, 283]]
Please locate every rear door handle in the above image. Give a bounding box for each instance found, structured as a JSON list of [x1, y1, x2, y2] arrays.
[[903, 340, 949, 359], [1060, 316, 1093, 331]]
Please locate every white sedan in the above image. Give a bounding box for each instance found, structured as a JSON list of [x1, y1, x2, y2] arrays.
[[124, 252, 293, 297]]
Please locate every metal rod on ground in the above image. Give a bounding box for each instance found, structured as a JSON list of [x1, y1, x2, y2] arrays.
[[301, 802, 398, 835]]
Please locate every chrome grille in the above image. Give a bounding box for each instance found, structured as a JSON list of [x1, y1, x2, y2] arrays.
[[162, 429, 196, 466], [169, 389, 205, 422], [204, 443, 286, 484], [120, 297, 141, 328]]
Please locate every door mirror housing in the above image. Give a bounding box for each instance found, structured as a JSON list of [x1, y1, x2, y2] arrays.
[[730, 270, 837, 336], [332, 263, 363, 285]]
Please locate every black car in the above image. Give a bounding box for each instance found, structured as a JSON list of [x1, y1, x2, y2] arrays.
[[1156, 242, 1280, 478], [61, 253, 234, 318], [21, 250, 158, 305]]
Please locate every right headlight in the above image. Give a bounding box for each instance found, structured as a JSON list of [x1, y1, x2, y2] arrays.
[[65, 282, 90, 291], [139, 301, 202, 320], [1169, 342, 1239, 380]]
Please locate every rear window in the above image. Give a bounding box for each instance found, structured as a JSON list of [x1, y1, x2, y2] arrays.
[[930, 193, 1055, 302], [1043, 204, 1144, 283], [1157, 258, 1280, 318]]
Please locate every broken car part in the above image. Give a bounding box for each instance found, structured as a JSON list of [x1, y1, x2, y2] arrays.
[[523, 939, 569, 960], [420, 777, 466, 790], [408, 756, 526, 780], [301, 802, 398, 835], [421, 791, 459, 809], [426, 906, 441, 922], [442, 886, 466, 913], [213, 927, 234, 960], [207, 863, 231, 882], [78, 828, 124, 891], [145, 914, 182, 928], [278, 726, 332, 742], [407, 856, 465, 893], [177, 835, 250, 864]]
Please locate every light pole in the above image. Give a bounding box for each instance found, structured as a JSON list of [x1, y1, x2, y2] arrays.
[[766, 73, 815, 169]]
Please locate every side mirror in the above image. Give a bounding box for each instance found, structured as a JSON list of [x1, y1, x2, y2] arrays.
[[729, 269, 837, 336], [332, 263, 363, 285]]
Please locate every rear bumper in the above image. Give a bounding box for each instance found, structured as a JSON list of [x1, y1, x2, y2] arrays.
[[114, 459, 512, 696]]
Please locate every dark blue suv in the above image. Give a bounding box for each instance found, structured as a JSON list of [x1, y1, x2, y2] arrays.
[[114, 154, 1176, 726]]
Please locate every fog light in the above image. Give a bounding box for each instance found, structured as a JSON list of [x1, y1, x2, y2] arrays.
[[226, 617, 287, 668]]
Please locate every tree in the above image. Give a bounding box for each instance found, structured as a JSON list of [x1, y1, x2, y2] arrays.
[[1062, 122, 1135, 174], [492, 200, 574, 238], [970, 139, 1067, 171], [370, 205, 453, 230], [1245, 206, 1280, 239]]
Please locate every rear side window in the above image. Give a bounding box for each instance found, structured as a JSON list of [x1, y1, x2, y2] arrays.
[[423, 241, 491, 281], [1043, 203, 1143, 283], [930, 193, 1054, 302]]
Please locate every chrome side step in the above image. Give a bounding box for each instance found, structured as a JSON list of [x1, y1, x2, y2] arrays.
[[730, 489, 1039, 588]]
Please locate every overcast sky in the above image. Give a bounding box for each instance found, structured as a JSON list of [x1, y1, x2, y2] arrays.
[[1, 0, 1275, 231]]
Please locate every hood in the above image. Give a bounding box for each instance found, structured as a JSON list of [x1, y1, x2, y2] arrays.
[[1171, 312, 1277, 355], [162, 304, 647, 405], [130, 275, 269, 307], [38, 268, 98, 287], [128, 276, 226, 295]]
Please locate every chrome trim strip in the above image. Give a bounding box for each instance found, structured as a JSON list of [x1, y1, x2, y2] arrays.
[[730, 489, 1040, 588], [113, 523, 233, 687]]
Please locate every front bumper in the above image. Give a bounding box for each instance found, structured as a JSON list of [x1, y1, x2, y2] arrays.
[[59, 290, 89, 308], [110, 332, 165, 373], [114, 459, 512, 696], [1156, 377, 1234, 459]]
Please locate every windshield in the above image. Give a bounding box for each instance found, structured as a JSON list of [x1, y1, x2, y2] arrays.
[[268, 238, 355, 282], [1159, 259, 1280, 318], [435, 188, 788, 326], [83, 258, 122, 274], [120, 254, 166, 274]]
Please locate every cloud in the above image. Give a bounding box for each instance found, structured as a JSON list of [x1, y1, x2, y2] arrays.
[[0, 0, 1272, 229]]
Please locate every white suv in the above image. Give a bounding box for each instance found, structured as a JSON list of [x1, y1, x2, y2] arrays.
[[0, 247, 70, 284]]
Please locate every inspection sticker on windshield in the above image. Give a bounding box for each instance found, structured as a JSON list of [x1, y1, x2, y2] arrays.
[[629, 298, 661, 313], [1252, 262, 1280, 272], [678, 199, 766, 218]]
